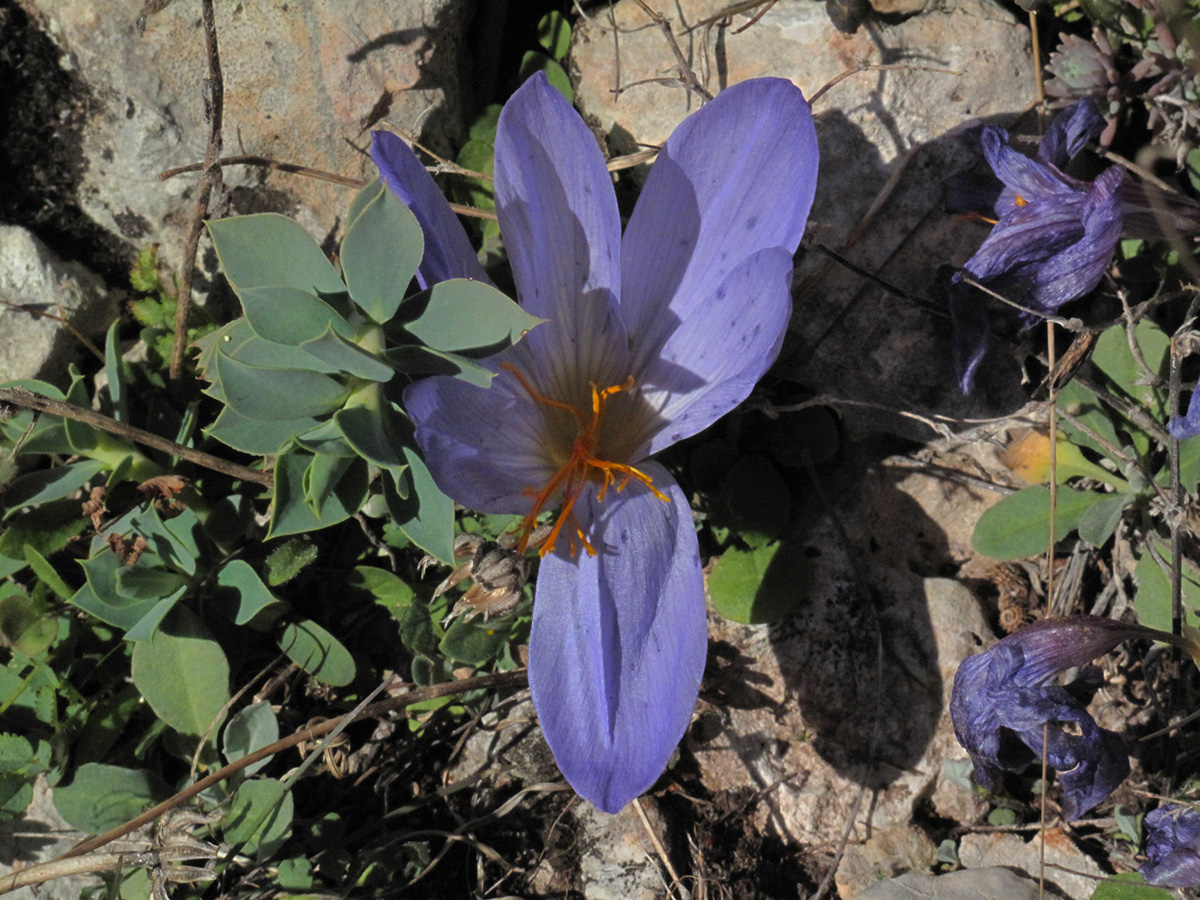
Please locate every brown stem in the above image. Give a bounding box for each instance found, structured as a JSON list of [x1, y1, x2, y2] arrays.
[[0, 388, 272, 487], [53, 670, 527, 864], [169, 0, 224, 381]]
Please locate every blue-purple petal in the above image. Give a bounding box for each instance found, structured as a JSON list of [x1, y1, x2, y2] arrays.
[[493, 73, 627, 397], [528, 462, 708, 813], [948, 280, 991, 394], [983, 127, 1080, 216], [369, 131, 489, 289], [1169, 384, 1200, 440], [1037, 98, 1104, 169], [1142, 807, 1200, 888], [620, 78, 817, 378], [638, 247, 794, 455], [950, 616, 1137, 820], [403, 361, 556, 514]]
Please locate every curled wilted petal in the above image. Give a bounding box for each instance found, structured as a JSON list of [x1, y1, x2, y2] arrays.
[[1142, 806, 1200, 888], [950, 616, 1144, 819]]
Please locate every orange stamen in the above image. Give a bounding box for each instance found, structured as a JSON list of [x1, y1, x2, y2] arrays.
[[1014, 194, 1028, 207], [500, 362, 669, 558]]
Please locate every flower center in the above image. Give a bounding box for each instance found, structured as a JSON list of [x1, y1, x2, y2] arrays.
[[500, 362, 669, 558]]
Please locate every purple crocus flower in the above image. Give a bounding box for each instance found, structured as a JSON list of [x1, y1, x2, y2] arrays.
[[371, 73, 818, 812], [1169, 387, 1200, 440], [950, 615, 1141, 820], [1141, 806, 1200, 887], [951, 100, 1124, 393]]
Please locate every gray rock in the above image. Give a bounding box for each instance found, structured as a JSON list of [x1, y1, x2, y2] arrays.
[[19, 1, 474, 274], [855, 866, 1041, 900], [572, 0, 1038, 433], [958, 830, 1110, 900], [0, 224, 116, 385], [0, 776, 104, 900]]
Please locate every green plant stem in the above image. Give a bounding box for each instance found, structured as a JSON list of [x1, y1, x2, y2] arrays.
[[0, 388, 272, 487], [47, 670, 527, 869]]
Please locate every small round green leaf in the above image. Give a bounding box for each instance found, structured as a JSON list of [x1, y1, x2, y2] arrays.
[[223, 701, 279, 776], [130, 607, 231, 738], [277, 617, 356, 686], [53, 763, 170, 834]]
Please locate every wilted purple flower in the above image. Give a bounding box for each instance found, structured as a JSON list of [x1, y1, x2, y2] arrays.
[[1141, 805, 1200, 887], [371, 74, 818, 812], [950, 100, 1124, 393], [950, 615, 1143, 820], [1169, 386, 1200, 440]]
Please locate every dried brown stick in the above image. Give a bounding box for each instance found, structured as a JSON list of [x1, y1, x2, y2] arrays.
[[632, 0, 713, 102], [49, 671, 527, 867], [169, 0, 224, 381], [0, 388, 272, 487]]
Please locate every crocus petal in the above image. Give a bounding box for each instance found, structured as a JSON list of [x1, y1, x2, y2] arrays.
[[1025, 165, 1123, 313], [620, 78, 817, 376], [948, 279, 991, 394], [493, 73, 627, 398], [528, 462, 707, 813], [1142, 807, 1200, 888], [950, 616, 1138, 820], [636, 247, 794, 455], [1037, 99, 1104, 169], [1169, 384, 1200, 440], [369, 131, 489, 288], [983, 127, 1081, 214], [403, 362, 557, 514]]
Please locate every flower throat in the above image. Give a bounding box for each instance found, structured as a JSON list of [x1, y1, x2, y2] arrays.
[[500, 362, 669, 558]]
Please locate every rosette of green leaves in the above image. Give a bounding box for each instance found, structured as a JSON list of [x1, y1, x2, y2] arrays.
[[199, 179, 541, 562]]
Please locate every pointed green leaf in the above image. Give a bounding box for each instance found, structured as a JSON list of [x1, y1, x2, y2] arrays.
[[341, 183, 423, 324], [385, 345, 496, 386], [130, 607, 230, 738], [207, 213, 345, 295], [384, 448, 455, 563], [24, 547, 74, 601], [1092, 320, 1169, 417], [104, 320, 129, 423], [334, 404, 409, 470], [224, 778, 293, 860], [1077, 491, 1135, 547], [240, 285, 354, 345], [277, 617, 356, 686], [298, 325, 395, 381], [1, 459, 106, 513], [213, 317, 340, 374], [268, 449, 366, 538], [206, 405, 319, 455], [115, 566, 189, 601], [398, 279, 542, 354], [124, 590, 186, 642], [303, 453, 355, 510], [1134, 541, 1200, 632], [214, 560, 283, 625], [214, 350, 349, 421]]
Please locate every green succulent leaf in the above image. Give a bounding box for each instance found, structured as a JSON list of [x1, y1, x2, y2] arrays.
[[398, 279, 543, 354], [334, 404, 409, 471], [239, 285, 354, 345], [206, 405, 321, 456], [269, 448, 367, 538], [207, 213, 345, 296], [214, 559, 282, 625], [383, 448, 455, 564], [385, 345, 497, 387], [341, 182, 424, 324], [298, 325, 396, 381], [114, 566, 190, 601], [214, 350, 350, 422]]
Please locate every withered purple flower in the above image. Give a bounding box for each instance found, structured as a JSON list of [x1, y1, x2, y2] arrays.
[[950, 615, 1141, 819], [371, 74, 818, 812], [951, 100, 1124, 393], [1142, 805, 1200, 888]]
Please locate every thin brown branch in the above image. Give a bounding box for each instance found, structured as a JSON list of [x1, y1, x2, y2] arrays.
[[51, 671, 527, 866], [631, 0, 713, 102], [0, 388, 272, 486], [0, 852, 154, 894], [169, 0, 224, 381], [160, 154, 363, 187]]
